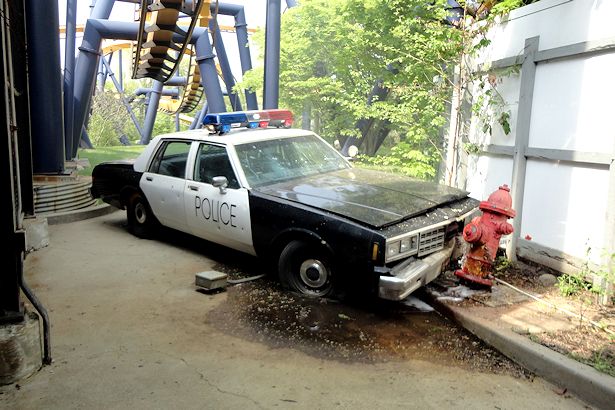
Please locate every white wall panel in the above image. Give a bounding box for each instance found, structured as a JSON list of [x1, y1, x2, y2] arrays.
[[465, 155, 514, 201], [521, 160, 609, 261], [529, 54, 615, 153]]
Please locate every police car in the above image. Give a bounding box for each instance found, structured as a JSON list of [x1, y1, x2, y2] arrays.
[[91, 109, 479, 300]]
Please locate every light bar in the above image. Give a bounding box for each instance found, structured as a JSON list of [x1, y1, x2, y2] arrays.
[[202, 109, 294, 134]]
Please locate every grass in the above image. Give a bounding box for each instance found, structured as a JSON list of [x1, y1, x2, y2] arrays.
[[78, 145, 146, 176]]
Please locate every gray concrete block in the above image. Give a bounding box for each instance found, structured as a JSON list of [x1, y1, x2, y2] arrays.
[[0, 311, 43, 385], [23, 217, 49, 251], [195, 271, 228, 291]]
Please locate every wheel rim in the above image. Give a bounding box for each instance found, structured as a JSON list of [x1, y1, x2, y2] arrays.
[[298, 258, 330, 294], [134, 201, 147, 224]]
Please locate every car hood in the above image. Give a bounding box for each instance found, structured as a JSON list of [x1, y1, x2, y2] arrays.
[[254, 168, 469, 228]]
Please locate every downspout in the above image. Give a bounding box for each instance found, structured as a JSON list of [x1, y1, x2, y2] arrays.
[[209, 18, 242, 111], [263, 0, 281, 109]]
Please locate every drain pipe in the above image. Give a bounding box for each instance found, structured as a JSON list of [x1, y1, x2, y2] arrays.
[[17, 254, 51, 364]]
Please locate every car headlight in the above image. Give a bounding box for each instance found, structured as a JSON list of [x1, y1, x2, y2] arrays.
[[387, 241, 400, 258]]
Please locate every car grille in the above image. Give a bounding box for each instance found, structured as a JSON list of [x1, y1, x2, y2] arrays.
[[418, 226, 446, 257]]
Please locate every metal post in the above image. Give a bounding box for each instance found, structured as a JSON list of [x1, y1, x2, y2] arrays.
[[140, 80, 164, 144], [189, 107, 203, 130], [64, 0, 78, 161], [209, 19, 242, 111], [263, 0, 281, 109], [213, 3, 258, 109], [101, 57, 145, 140], [25, 0, 65, 172], [301, 104, 310, 130], [175, 113, 180, 132], [506, 37, 539, 261], [195, 32, 226, 113], [118, 49, 123, 91]]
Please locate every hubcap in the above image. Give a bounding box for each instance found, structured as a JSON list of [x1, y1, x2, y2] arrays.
[[134, 202, 147, 224], [299, 259, 329, 288]]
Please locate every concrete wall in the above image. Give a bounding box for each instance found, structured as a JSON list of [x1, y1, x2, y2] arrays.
[[450, 0, 615, 269]]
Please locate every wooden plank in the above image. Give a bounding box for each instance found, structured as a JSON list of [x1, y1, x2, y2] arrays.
[[517, 239, 583, 276], [482, 144, 514, 157], [507, 37, 539, 261], [525, 147, 612, 166], [535, 37, 615, 63]]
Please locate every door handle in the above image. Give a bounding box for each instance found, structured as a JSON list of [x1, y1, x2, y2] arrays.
[[145, 176, 153, 182], [188, 185, 199, 191]]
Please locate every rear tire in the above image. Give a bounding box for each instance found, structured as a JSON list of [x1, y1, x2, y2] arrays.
[[278, 240, 334, 297], [127, 193, 157, 238]]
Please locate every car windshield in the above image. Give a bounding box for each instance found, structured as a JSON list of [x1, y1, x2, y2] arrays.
[[235, 134, 351, 187]]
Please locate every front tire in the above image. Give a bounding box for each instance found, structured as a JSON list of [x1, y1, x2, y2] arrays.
[[278, 240, 334, 297], [127, 193, 157, 238]]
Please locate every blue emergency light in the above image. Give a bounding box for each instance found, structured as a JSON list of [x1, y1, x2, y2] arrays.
[[202, 109, 294, 134]]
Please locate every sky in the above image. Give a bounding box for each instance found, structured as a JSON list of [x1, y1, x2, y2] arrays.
[[58, 0, 271, 28]]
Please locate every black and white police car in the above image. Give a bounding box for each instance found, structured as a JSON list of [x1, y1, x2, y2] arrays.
[[91, 109, 479, 300]]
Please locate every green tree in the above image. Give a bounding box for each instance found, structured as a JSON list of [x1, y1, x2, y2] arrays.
[[239, 0, 465, 179]]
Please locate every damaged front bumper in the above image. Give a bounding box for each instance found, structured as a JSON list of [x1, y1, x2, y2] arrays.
[[377, 239, 455, 301]]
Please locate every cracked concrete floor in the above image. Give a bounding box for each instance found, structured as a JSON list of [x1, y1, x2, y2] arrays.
[[0, 212, 588, 409]]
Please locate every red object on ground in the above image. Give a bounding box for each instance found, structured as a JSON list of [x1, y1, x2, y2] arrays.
[[455, 185, 516, 287]]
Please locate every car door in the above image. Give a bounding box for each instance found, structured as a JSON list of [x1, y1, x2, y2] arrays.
[[140, 140, 191, 232], [184, 142, 255, 255]]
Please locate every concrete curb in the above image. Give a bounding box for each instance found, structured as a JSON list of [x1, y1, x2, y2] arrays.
[[428, 296, 615, 410], [46, 204, 119, 225]]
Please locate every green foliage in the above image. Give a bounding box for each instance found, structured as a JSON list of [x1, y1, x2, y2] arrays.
[[236, 0, 465, 178], [557, 272, 591, 297], [77, 145, 146, 176], [88, 91, 139, 147]]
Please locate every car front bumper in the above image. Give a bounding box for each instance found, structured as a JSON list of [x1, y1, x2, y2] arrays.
[[377, 239, 455, 301]]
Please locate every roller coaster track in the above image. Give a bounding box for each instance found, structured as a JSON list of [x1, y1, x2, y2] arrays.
[[132, 0, 208, 82]]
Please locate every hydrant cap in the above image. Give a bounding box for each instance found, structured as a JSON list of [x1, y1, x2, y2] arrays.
[[479, 184, 517, 218]]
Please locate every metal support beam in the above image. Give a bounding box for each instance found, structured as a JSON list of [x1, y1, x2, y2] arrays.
[[118, 49, 123, 91], [263, 0, 281, 109], [212, 3, 258, 110], [140, 80, 163, 145], [165, 76, 188, 86], [506, 36, 539, 261], [195, 32, 226, 113], [25, 0, 65, 171], [63, 0, 78, 161], [209, 19, 242, 111], [70, 0, 115, 159], [175, 113, 180, 132]]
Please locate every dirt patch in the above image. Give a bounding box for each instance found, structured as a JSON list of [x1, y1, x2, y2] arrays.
[[453, 258, 615, 377], [207, 278, 530, 378]]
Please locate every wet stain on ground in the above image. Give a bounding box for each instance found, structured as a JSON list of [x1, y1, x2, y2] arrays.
[[207, 276, 530, 378]]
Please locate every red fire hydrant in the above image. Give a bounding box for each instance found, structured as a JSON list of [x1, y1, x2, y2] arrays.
[[455, 184, 516, 287]]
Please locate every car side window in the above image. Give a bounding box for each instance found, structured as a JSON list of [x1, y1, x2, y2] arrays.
[[194, 144, 240, 189], [149, 141, 191, 178]]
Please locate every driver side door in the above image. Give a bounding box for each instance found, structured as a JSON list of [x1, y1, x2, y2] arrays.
[[183, 143, 255, 255]]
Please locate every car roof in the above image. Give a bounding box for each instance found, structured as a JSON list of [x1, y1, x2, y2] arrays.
[[152, 127, 317, 147]]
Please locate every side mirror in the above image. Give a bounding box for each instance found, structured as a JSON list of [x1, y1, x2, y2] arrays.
[[212, 176, 228, 194]]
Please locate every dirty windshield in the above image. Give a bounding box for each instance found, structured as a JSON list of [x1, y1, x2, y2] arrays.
[[235, 135, 350, 187]]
